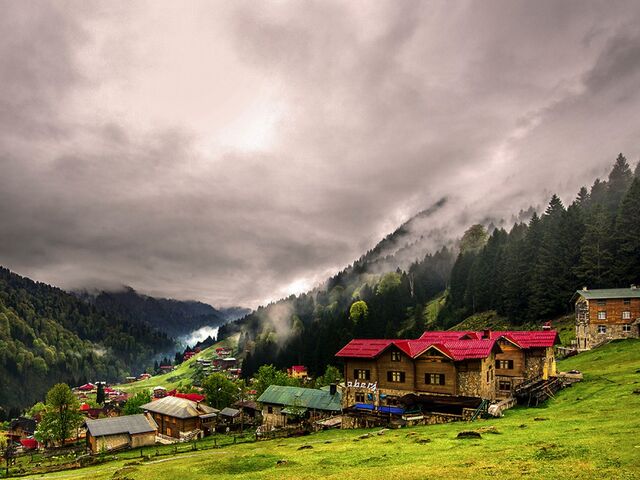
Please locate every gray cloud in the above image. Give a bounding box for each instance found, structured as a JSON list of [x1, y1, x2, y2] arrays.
[[1, 1, 640, 308]]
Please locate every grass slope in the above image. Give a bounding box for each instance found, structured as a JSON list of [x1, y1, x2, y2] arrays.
[[24, 339, 640, 480], [114, 336, 238, 395]]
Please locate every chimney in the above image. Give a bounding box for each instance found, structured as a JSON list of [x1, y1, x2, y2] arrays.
[[542, 321, 551, 331], [329, 383, 337, 396], [582, 286, 588, 291], [631, 285, 637, 290], [483, 329, 491, 339]]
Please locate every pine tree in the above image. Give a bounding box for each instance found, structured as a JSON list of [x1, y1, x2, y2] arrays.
[[530, 195, 571, 320], [574, 204, 613, 288], [575, 186, 590, 210], [606, 153, 633, 214], [613, 178, 640, 285]]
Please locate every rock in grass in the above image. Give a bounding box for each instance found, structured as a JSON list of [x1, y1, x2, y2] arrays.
[[416, 438, 432, 444], [534, 417, 549, 421], [297, 445, 313, 450], [457, 431, 482, 439], [276, 459, 288, 466], [519, 424, 527, 429], [377, 429, 389, 436], [359, 433, 371, 439], [632, 389, 640, 395], [475, 426, 500, 434]]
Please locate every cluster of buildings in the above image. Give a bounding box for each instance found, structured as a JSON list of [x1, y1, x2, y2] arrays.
[[9, 287, 639, 456]]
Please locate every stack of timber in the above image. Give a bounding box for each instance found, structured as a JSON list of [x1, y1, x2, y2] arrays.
[[514, 377, 563, 407]]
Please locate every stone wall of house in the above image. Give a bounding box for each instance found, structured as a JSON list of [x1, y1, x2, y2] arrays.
[[587, 322, 640, 347], [261, 406, 286, 429], [456, 355, 496, 400]]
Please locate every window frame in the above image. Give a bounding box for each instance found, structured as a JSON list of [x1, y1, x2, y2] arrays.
[[622, 324, 632, 333], [622, 311, 631, 320], [354, 369, 371, 380], [391, 351, 401, 362], [597, 325, 607, 334], [496, 359, 514, 370], [387, 371, 405, 383], [424, 373, 445, 385], [597, 311, 607, 320], [498, 380, 511, 391]]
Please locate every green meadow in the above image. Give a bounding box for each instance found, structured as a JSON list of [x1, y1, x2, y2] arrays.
[[20, 339, 640, 480]]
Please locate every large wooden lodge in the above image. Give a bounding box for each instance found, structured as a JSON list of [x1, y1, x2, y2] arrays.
[[335, 328, 559, 427]]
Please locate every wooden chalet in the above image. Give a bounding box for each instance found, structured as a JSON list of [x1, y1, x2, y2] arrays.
[[336, 329, 559, 428], [85, 414, 157, 453], [573, 286, 640, 351], [140, 396, 218, 439], [7, 417, 36, 443]]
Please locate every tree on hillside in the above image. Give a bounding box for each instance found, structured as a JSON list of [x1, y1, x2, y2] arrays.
[[202, 373, 242, 409], [613, 178, 640, 285], [459, 224, 488, 254], [122, 391, 152, 415], [252, 365, 299, 397], [348, 300, 368, 326], [38, 383, 83, 446], [96, 383, 105, 405], [314, 365, 343, 388], [574, 204, 613, 288], [606, 153, 633, 214]]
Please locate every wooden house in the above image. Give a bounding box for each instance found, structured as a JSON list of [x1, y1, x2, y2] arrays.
[[140, 396, 218, 439], [85, 414, 157, 453], [336, 329, 559, 427], [7, 417, 36, 443], [573, 286, 640, 350], [257, 385, 342, 430]]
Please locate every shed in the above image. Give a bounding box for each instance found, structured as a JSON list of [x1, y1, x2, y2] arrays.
[[85, 414, 157, 453]]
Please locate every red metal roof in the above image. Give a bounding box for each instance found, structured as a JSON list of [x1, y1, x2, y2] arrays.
[[481, 330, 559, 348], [336, 329, 558, 361], [289, 365, 307, 372], [336, 338, 497, 361], [173, 392, 206, 403], [335, 339, 394, 358]]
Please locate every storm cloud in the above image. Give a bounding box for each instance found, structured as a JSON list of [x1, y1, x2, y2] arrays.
[[1, 1, 640, 308]]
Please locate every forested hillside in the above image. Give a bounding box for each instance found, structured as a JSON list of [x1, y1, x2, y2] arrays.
[[221, 154, 640, 378], [439, 154, 640, 327], [0, 268, 173, 417], [74, 287, 239, 338]]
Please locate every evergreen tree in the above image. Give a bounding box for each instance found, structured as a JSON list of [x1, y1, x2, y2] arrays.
[[96, 383, 105, 405], [574, 204, 613, 287], [613, 178, 640, 285], [606, 153, 633, 213]]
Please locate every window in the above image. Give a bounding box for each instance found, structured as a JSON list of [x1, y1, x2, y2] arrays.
[[267, 406, 273, 414], [597, 325, 607, 334], [355, 392, 365, 403], [623, 324, 632, 333], [498, 380, 511, 391], [391, 351, 401, 362], [597, 311, 607, 320], [597, 299, 607, 306], [425, 373, 445, 385], [622, 311, 631, 320], [387, 371, 405, 383], [354, 369, 371, 380], [496, 359, 514, 370], [624, 298, 631, 305]]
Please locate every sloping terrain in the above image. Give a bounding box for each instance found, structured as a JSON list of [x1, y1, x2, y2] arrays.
[[25, 339, 640, 480]]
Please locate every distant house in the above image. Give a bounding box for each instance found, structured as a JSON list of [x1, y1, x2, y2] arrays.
[[85, 414, 157, 453], [218, 407, 241, 426], [232, 400, 261, 421], [183, 351, 196, 361], [257, 385, 342, 429], [77, 383, 96, 392], [141, 396, 218, 439], [138, 373, 152, 381], [159, 365, 174, 373], [153, 386, 167, 398], [574, 286, 640, 350], [287, 365, 308, 379], [8, 417, 36, 442]]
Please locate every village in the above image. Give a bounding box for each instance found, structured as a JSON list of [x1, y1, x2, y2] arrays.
[[1, 286, 639, 477]]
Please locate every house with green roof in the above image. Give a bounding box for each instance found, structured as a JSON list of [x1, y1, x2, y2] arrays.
[[573, 286, 640, 351], [257, 385, 341, 430]]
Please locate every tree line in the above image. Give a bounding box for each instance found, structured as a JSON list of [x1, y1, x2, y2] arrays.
[[438, 154, 640, 327]]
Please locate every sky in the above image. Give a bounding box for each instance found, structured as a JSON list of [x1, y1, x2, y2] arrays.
[[1, 0, 640, 308]]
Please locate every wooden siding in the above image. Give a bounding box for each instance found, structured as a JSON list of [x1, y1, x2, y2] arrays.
[[414, 354, 456, 395], [376, 346, 415, 391], [494, 340, 525, 378]]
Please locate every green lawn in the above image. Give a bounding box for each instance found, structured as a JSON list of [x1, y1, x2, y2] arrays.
[[17, 339, 640, 480]]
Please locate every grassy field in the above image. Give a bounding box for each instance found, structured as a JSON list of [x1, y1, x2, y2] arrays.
[[114, 336, 238, 395], [18, 338, 640, 480]]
